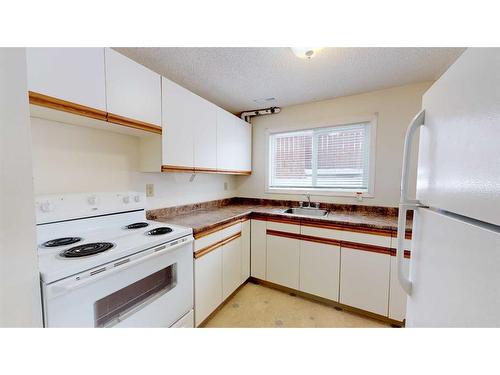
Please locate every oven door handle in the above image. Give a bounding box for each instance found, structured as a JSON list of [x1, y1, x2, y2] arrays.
[[47, 237, 192, 298]]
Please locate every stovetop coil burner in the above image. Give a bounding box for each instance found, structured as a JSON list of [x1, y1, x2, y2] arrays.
[[61, 242, 114, 258], [125, 222, 149, 229], [42, 237, 82, 248], [146, 227, 173, 236]]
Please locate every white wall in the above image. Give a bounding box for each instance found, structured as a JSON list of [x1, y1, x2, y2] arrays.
[[30, 117, 237, 209], [236, 82, 432, 207], [0, 48, 42, 327]]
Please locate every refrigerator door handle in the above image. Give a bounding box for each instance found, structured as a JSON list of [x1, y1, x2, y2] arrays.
[[396, 109, 425, 295]]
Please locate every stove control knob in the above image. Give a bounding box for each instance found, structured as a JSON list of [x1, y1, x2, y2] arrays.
[[123, 196, 131, 204], [134, 195, 141, 203], [88, 195, 99, 206], [40, 201, 54, 213]]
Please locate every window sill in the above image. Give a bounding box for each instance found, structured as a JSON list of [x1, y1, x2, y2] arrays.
[[266, 187, 374, 198]]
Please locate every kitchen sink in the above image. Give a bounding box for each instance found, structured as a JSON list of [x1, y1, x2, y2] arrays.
[[283, 207, 329, 217]]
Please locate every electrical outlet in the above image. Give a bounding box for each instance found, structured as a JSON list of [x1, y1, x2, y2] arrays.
[[224, 182, 228, 191], [146, 184, 155, 197]]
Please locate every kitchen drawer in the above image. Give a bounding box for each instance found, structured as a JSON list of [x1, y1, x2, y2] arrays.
[[267, 221, 300, 234], [194, 222, 242, 252], [301, 224, 391, 247]]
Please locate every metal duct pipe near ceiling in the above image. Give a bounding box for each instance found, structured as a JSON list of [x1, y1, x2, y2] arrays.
[[239, 106, 281, 123]]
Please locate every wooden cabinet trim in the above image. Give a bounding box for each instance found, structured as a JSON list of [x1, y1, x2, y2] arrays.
[[389, 249, 411, 259], [29, 91, 107, 121], [29, 91, 162, 135], [161, 166, 251, 175], [161, 165, 195, 173], [194, 217, 250, 239], [106, 112, 162, 134], [265, 216, 301, 225], [266, 229, 302, 241], [300, 220, 393, 237], [251, 213, 394, 237], [266, 229, 393, 256], [341, 241, 392, 256], [194, 232, 241, 259], [215, 169, 251, 175]]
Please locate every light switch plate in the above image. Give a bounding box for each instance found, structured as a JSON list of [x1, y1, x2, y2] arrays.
[[146, 184, 154, 197]]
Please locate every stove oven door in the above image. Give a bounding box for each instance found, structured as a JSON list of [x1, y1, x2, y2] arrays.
[[42, 238, 194, 327]]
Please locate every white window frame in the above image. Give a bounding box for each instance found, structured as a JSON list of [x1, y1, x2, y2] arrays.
[[265, 114, 377, 197]]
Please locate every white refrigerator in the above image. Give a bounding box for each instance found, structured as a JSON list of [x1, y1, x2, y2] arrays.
[[395, 48, 500, 327]]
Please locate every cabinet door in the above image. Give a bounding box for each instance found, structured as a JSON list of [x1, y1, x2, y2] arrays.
[[266, 233, 300, 289], [216, 109, 251, 172], [389, 239, 411, 321], [105, 48, 161, 125], [340, 248, 390, 316], [241, 220, 251, 283], [26, 48, 106, 110], [300, 240, 340, 301], [162, 77, 218, 169], [216, 108, 236, 170], [237, 117, 252, 171], [222, 237, 242, 300], [250, 220, 267, 279], [193, 100, 218, 170], [194, 248, 222, 326]]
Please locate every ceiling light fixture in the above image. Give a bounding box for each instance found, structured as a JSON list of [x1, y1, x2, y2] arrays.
[[290, 47, 324, 59]]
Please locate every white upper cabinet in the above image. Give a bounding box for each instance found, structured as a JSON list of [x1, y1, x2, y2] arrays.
[[104, 48, 161, 125], [162, 77, 217, 170], [194, 101, 217, 170], [26, 48, 106, 111], [216, 108, 251, 172]]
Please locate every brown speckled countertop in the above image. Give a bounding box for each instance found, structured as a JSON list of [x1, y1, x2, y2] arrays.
[[147, 198, 413, 238]]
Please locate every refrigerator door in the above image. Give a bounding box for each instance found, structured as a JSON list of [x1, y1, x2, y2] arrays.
[[417, 48, 500, 225], [407, 208, 500, 327]]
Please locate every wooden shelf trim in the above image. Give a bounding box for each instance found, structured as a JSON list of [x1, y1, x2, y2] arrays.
[[161, 165, 252, 175], [161, 165, 195, 173], [194, 232, 241, 259], [194, 217, 250, 240], [28, 91, 162, 135], [29, 91, 107, 121], [266, 229, 401, 257], [106, 113, 162, 134]]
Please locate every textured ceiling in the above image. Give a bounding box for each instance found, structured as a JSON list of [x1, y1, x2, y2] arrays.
[[114, 47, 464, 114]]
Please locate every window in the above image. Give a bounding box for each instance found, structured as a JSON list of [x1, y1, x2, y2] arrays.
[[268, 121, 375, 195]]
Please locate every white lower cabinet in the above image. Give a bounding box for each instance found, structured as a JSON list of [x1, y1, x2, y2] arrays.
[[194, 247, 222, 327], [250, 220, 267, 279], [266, 233, 300, 289], [339, 247, 391, 316], [222, 236, 242, 300], [241, 220, 251, 283], [299, 240, 340, 301]]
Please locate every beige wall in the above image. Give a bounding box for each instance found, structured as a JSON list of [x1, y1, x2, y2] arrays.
[[235, 81, 433, 207], [31, 117, 237, 210]]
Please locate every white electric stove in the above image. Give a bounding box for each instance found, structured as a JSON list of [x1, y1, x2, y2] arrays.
[[35, 192, 194, 328]]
